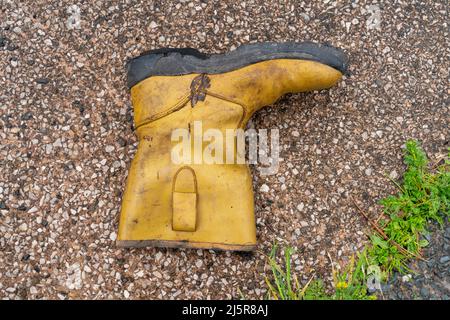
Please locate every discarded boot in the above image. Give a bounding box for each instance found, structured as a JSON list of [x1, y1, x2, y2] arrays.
[[117, 42, 347, 251]]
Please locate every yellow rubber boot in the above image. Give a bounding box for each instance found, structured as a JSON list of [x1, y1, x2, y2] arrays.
[[117, 42, 347, 251]]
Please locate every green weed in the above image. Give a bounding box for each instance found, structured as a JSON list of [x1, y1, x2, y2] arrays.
[[265, 244, 375, 300], [365, 140, 449, 276]]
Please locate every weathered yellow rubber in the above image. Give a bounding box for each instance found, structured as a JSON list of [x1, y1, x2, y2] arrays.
[[117, 59, 343, 251]]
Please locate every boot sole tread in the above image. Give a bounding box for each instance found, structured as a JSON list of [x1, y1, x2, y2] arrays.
[[127, 41, 348, 88]]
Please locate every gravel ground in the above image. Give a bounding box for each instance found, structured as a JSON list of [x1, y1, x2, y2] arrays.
[[0, 1, 448, 299]]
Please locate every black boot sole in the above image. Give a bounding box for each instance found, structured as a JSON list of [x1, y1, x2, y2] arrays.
[[127, 42, 348, 88]]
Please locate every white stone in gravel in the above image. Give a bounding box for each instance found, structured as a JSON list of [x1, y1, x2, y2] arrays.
[[28, 207, 38, 213], [362, 132, 368, 140], [297, 203, 304, 211], [259, 184, 270, 192], [389, 170, 398, 179], [291, 130, 300, 137], [105, 145, 115, 153], [149, 21, 158, 28], [345, 21, 351, 32], [109, 232, 117, 241], [53, 138, 62, 147], [155, 252, 162, 261], [45, 144, 53, 154], [401, 274, 412, 282], [300, 221, 309, 227], [135, 270, 144, 277], [19, 223, 28, 231], [365, 168, 373, 176], [299, 12, 310, 22], [30, 286, 37, 294], [195, 259, 203, 268], [124, 290, 130, 298], [173, 290, 181, 298]]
